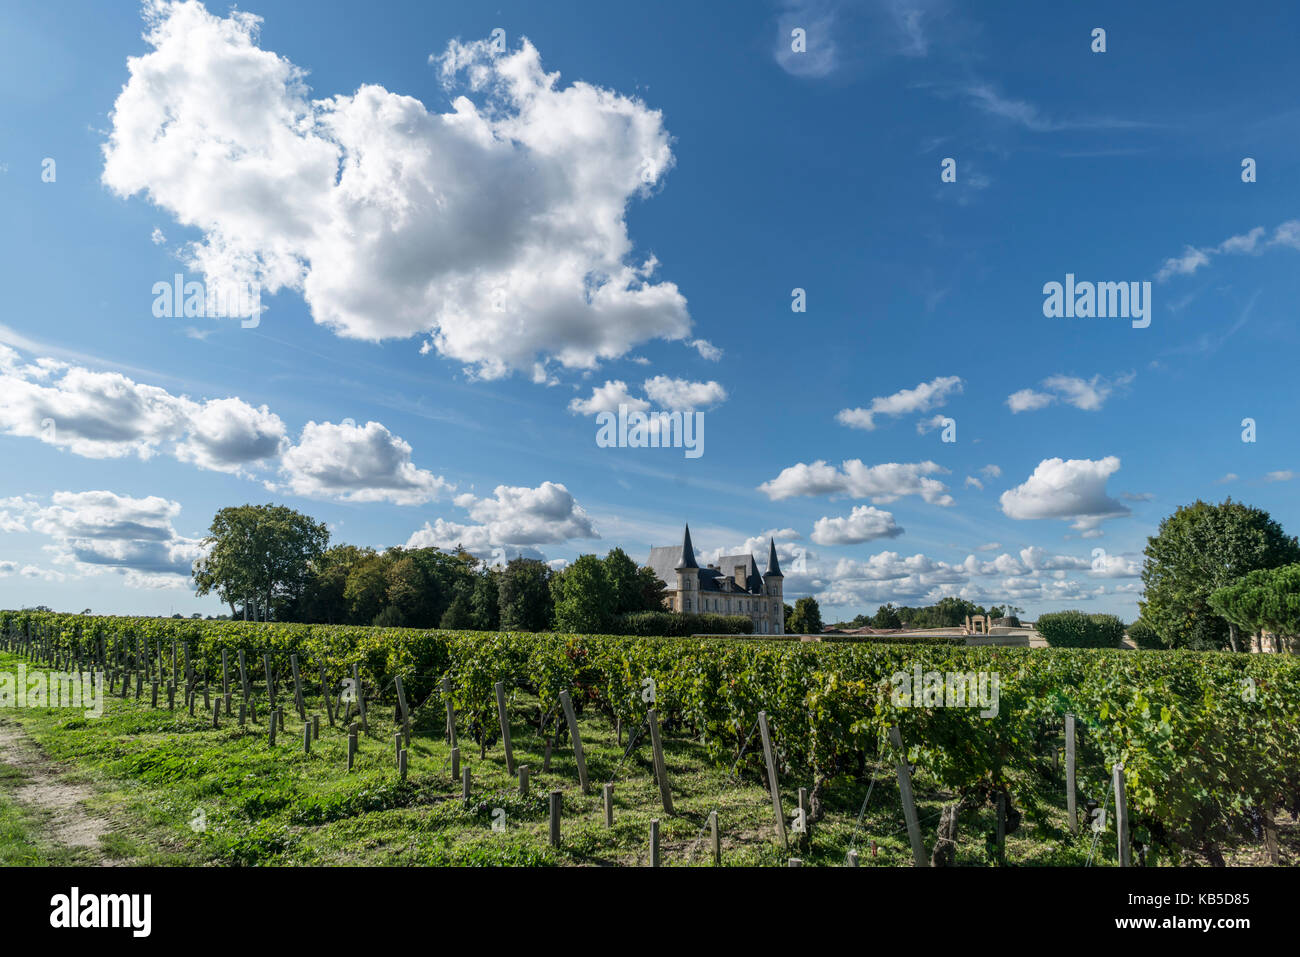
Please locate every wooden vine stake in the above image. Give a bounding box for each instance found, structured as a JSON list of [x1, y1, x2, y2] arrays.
[[647, 709, 674, 814], [390, 671, 408, 719], [888, 725, 928, 867], [1114, 763, 1130, 867], [549, 790, 562, 848], [757, 710, 787, 851], [237, 650, 251, 713], [1065, 713, 1078, 835], [995, 792, 1006, 866], [494, 681, 515, 775], [290, 654, 305, 720], [262, 655, 276, 716], [352, 664, 367, 732], [441, 677, 456, 746], [558, 691, 589, 793], [709, 810, 720, 866], [318, 661, 335, 726]]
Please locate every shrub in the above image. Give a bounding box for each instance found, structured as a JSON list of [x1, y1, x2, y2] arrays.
[[1036, 610, 1126, 648], [1126, 618, 1163, 650]]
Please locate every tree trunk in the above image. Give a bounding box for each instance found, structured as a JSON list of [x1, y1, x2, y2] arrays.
[[1262, 807, 1280, 865], [1201, 839, 1226, 867], [1227, 623, 1241, 653]]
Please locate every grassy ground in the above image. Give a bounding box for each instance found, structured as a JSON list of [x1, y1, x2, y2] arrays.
[[0, 649, 1288, 866]]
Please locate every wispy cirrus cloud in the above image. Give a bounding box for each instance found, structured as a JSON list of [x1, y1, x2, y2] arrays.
[[956, 82, 1157, 133], [1156, 221, 1299, 281]]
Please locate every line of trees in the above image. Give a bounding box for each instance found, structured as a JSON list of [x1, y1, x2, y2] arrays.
[[190, 504, 726, 634], [837, 598, 1022, 631], [189, 497, 1300, 652]]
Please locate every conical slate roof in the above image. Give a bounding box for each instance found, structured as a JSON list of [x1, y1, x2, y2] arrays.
[[676, 523, 699, 570], [765, 537, 783, 578]]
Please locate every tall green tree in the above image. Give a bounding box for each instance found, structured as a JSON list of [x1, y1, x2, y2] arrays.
[[343, 552, 390, 625], [440, 594, 474, 629], [294, 544, 374, 623], [552, 555, 613, 633], [498, 558, 554, 632], [786, 596, 823, 634], [634, 565, 668, 611], [1140, 498, 1300, 651], [470, 566, 501, 631], [871, 603, 902, 629], [603, 548, 643, 615], [193, 504, 329, 620]]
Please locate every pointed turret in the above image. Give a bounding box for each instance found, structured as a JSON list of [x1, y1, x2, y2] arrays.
[[765, 537, 783, 578], [675, 523, 699, 570]]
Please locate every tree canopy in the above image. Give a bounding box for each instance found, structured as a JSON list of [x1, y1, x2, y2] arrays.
[[193, 504, 329, 620], [1209, 562, 1300, 652], [786, 596, 823, 634], [1140, 498, 1300, 650]]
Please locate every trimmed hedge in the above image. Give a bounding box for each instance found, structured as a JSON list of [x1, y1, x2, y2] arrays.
[[613, 611, 753, 636], [821, 633, 964, 647], [1036, 610, 1126, 649]]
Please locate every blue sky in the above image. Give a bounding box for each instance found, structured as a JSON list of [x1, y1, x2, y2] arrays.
[[1, 0, 1298, 620]]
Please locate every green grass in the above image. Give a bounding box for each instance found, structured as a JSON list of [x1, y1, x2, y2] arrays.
[[0, 649, 1184, 866]]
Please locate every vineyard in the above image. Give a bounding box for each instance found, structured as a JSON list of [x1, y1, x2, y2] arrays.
[[2, 609, 1298, 866]]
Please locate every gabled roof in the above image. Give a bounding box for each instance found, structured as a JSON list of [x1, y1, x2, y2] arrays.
[[646, 546, 684, 592]]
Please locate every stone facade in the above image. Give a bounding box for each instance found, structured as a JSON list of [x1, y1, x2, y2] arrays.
[[646, 524, 785, 634]]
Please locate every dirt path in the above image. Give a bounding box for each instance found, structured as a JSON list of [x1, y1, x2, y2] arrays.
[[0, 719, 120, 863]]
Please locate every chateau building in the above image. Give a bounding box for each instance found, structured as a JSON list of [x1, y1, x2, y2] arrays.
[[646, 524, 785, 634]]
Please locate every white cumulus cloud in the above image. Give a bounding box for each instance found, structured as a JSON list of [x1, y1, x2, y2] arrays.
[[999, 456, 1130, 530], [759, 459, 954, 506], [102, 1, 691, 380], [810, 505, 903, 545], [279, 420, 453, 505]]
